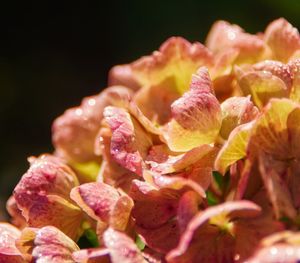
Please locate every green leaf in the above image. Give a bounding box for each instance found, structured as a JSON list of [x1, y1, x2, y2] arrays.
[[84, 228, 99, 248], [206, 190, 219, 206], [135, 235, 146, 251]]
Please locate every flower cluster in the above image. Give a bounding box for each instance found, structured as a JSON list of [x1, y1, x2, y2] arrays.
[[2, 18, 300, 263]]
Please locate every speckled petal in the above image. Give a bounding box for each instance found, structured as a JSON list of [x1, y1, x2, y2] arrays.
[[265, 18, 300, 62], [16, 226, 79, 263], [253, 60, 293, 90], [163, 67, 222, 152], [14, 154, 78, 216], [136, 220, 180, 254], [103, 106, 152, 176], [95, 127, 139, 193], [177, 191, 200, 233], [52, 86, 133, 163], [130, 180, 179, 229], [26, 195, 83, 240], [13, 155, 82, 239], [0, 223, 24, 263], [103, 228, 146, 263], [70, 182, 120, 222]]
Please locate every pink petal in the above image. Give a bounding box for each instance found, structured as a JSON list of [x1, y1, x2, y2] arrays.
[[163, 67, 222, 152], [16, 226, 79, 263], [95, 127, 139, 193], [104, 106, 152, 176], [70, 182, 120, 222], [52, 86, 133, 163], [131, 37, 213, 94], [265, 18, 300, 62], [73, 248, 110, 263], [206, 20, 265, 63], [0, 223, 24, 263], [103, 228, 146, 263], [108, 65, 140, 91]]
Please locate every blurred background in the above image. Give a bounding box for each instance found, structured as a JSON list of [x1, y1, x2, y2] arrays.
[[1, 0, 300, 216]]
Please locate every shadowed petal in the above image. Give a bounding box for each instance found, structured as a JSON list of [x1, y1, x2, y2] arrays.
[[103, 228, 146, 263], [215, 121, 253, 175], [220, 96, 258, 139], [166, 201, 281, 263], [236, 66, 289, 108]]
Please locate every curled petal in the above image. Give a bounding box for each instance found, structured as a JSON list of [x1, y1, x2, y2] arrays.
[[13, 155, 82, 238], [103, 228, 146, 263], [104, 106, 152, 176], [149, 173, 206, 198], [52, 86, 133, 163], [0, 223, 24, 263], [95, 127, 139, 193], [6, 196, 26, 229], [215, 121, 253, 175], [132, 37, 213, 94], [220, 96, 258, 139], [14, 154, 78, 212], [146, 144, 214, 174], [109, 195, 134, 231], [16, 226, 79, 263], [163, 67, 222, 152], [253, 60, 293, 90], [166, 201, 278, 263], [265, 18, 300, 62], [70, 182, 120, 222], [236, 67, 289, 108]]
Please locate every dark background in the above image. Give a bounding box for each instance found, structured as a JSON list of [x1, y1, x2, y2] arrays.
[[1, 0, 300, 215]]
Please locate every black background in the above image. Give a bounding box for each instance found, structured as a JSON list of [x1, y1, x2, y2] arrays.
[[1, 0, 300, 214]]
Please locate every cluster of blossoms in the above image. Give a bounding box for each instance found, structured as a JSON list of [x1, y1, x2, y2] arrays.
[[2, 18, 300, 263]]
